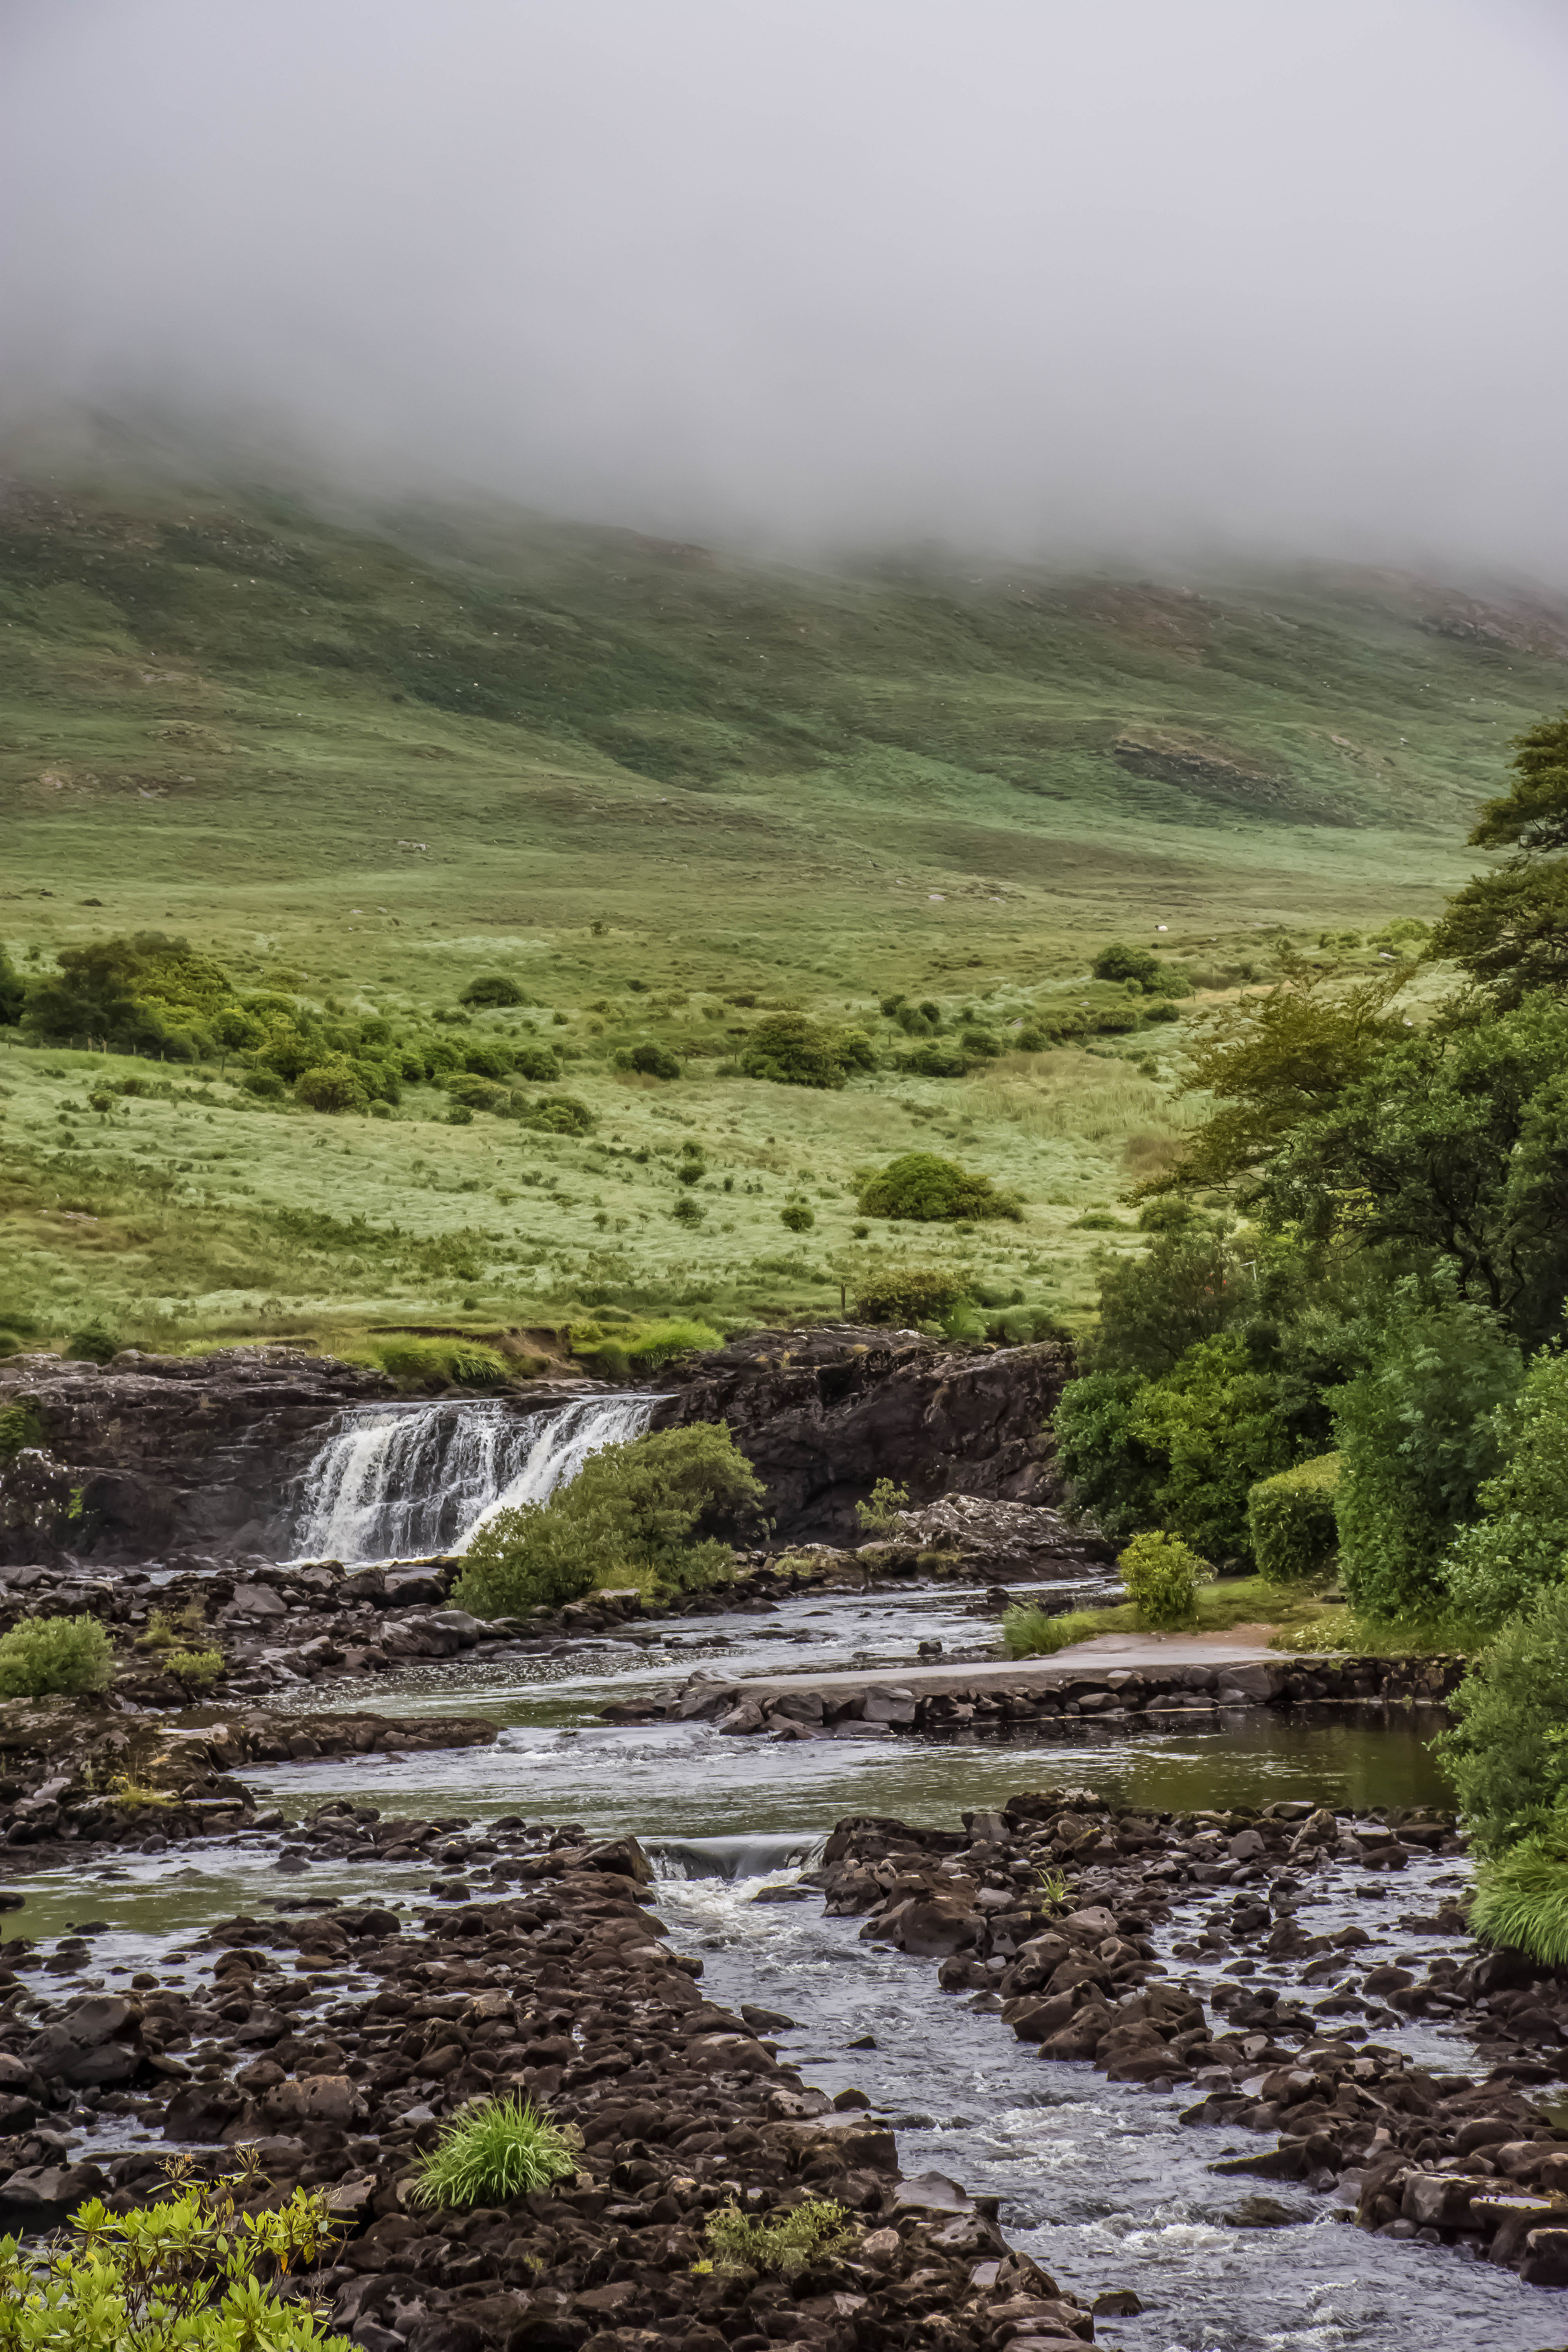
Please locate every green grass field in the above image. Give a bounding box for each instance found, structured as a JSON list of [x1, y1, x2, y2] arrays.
[[4, 457, 1564, 1354]]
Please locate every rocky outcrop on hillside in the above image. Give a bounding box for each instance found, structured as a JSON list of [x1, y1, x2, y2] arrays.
[[655, 1325, 1071, 1542]]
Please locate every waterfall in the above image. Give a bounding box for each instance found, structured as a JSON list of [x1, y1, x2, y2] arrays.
[[289, 1392, 660, 1564], [650, 1833, 826, 1881]]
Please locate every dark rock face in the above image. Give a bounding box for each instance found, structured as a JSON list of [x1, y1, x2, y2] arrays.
[[0, 1348, 394, 1564], [654, 1325, 1072, 1542]]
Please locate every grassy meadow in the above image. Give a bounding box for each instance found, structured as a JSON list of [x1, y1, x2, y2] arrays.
[[4, 459, 1566, 1357]]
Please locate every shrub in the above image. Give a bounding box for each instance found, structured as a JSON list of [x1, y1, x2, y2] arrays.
[[242, 1067, 286, 1098], [446, 1073, 511, 1113], [857, 1152, 1021, 1223], [163, 1646, 225, 1693], [1469, 1841, 1568, 1964], [1093, 942, 1161, 988], [0, 1402, 42, 1460], [463, 1039, 515, 1079], [893, 1043, 973, 1078], [1442, 1350, 1568, 1629], [1331, 1279, 1521, 1618], [372, 1337, 512, 1390], [1001, 1606, 1101, 1657], [780, 1203, 815, 1232], [0, 1614, 113, 1698], [1116, 1530, 1214, 1630], [513, 1043, 561, 1081], [65, 1319, 119, 1364], [0, 2161, 349, 2349], [411, 2095, 576, 2208], [855, 1477, 910, 1538], [958, 1027, 1003, 1059], [740, 1013, 856, 1089], [1248, 1454, 1340, 1584], [455, 1423, 764, 1613], [1435, 1583, 1568, 1854], [625, 1041, 681, 1079], [571, 1318, 723, 1377], [704, 2197, 856, 2276], [672, 1194, 705, 1225], [295, 1060, 368, 1114], [523, 1094, 594, 1135], [854, 1266, 970, 1325], [460, 974, 525, 1007]]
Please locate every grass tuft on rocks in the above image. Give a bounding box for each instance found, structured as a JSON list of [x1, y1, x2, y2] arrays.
[[410, 2095, 577, 2209], [704, 2196, 857, 2275], [1000, 1605, 1103, 1658]]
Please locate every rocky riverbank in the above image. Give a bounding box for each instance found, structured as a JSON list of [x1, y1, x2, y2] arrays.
[[0, 1822, 1132, 2352], [812, 1787, 1568, 2287], [605, 1651, 1467, 1733]]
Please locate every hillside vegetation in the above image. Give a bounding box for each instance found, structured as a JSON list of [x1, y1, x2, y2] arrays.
[[3, 461, 1564, 1355]]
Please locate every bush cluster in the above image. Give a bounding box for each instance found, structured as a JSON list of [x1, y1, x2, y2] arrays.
[[1246, 1453, 1340, 1584], [1116, 1530, 1214, 1629], [0, 1614, 112, 1699], [856, 1152, 1021, 1223]]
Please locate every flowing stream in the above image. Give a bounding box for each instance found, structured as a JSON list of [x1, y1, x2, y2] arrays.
[[287, 1393, 659, 1561], [8, 1413, 1552, 2348]]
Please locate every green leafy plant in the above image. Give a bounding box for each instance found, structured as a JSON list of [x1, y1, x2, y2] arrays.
[[1248, 1453, 1339, 1584], [1469, 1840, 1568, 1964], [455, 1422, 763, 1615], [779, 1203, 815, 1232], [622, 1041, 681, 1079], [853, 1265, 970, 1326], [1435, 1582, 1568, 1854], [0, 2154, 348, 2350], [0, 1401, 43, 1461], [410, 2094, 577, 2209], [857, 1152, 1021, 1223], [1116, 1530, 1214, 1630], [0, 1614, 113, 1699], [294, 1060, 369, 1114], [459, 973, 525, 1007], [704, 2196, 857, 2276], [1001, 1605, 1101, 1657], [739, 1013, 869, 1090], [1443, 1348, 1568, 1629], [855, 1477, 910, 1538], [65, 1319, 120, 1364], [162, 1647, 225, 1693]]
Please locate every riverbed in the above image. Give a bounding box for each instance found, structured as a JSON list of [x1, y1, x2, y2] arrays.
[[2, 1579, 1552, 2350]]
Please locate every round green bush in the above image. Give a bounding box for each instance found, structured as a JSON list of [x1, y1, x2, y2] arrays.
[[513, 1044, 561, 1082], [0, 1613, 113, 1698], [1116, 1530, 1214, 1630], [241, 1067, 286, 1098], [739, 1013, 851, 1089], [65, 1320, 119, 1364], [460, 974, 526, 1007], [295, 1060, 368, 1114], [780, 1203, 815, 1232], [857, 1152, 1021, 1223], [1247, 1454, 1339, 1583], [523, 1094, 594, 1135], [627, 1041, 681, 1079], [463, 1040, 515, 1079]]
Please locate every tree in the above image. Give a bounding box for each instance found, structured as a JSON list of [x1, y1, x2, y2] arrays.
[[1434, 1580, 1568, 1855], [1429, 713, 1568, 1001], [628, 1041, 681, 1078], [1443, 1349, 1568, 1629], [1093, 942, 1160, 988], [0, 944, 23, 1027], [1053, 1370, 1164, 1543], [1132, 1334, 1296, 1560], [212, 1004, 263, 1072], [1084, 1224, 1250, 1376], [1330, 1278, 1520, 1618], [295, 1060, 369, 1114], [857, 1152, 1021, 1222], [1265, 992, 1568, 1347], [740, 1013, 871, 1089], [460, 973, 525, 1006]]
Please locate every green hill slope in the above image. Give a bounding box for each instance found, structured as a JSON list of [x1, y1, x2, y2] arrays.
[[2, 468, 1565, 1353]]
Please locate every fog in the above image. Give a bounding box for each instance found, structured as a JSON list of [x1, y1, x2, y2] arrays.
[[3, 0, 1567, 566]]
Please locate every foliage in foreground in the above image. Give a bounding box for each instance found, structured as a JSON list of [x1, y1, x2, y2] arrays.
[[0, 1614, 112, 1700], [1247, 1453, 1340, 1585], [1434, 1582, 1568, 1855], [1000, 1606, 1102, 1658], [1469, 1840, 1568, 1966], [1116, 1530, 1214, 1630], [454, 1422, 764, 1614], [410, 2095, 577, 2209], [703, 2196, 857, 2276], [569, 1316, 722, 1380], [1442, 1347, 1568, 1631], [853, 1266, 970, 1327], [0, 2159, 348, 2350]]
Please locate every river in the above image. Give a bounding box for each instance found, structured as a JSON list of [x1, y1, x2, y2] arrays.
[[2, 1574, 1552, 2350]]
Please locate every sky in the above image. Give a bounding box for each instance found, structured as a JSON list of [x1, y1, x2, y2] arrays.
[[2, 0, 1567, 566]]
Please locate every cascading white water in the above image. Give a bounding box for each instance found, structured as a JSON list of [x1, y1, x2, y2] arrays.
[[289, 1392, 660, 1564]]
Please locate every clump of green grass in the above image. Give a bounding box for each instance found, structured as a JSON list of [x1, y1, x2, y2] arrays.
[[1001, 1605, 1102, 1658], [371, 1336, 512, 1390], [1470, 1842, 1568, 1965], [0, 1614, 113, 1699], [163, 1646, 225, 1692], [0, 1402, 43, 1461], [704, 2196, 857, 2275], [410, 2096, 577, 2209], [570, 1316, 722, 1379]]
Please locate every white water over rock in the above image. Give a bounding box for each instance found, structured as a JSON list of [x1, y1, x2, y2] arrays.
[[289, 1392, 659, 1563]]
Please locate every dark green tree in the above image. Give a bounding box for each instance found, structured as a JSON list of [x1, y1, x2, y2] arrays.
[[0, 945, 24, 1027], [1429, 713, 1568, 1001]]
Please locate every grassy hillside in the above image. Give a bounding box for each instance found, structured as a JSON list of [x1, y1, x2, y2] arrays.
[[3, 462, 1565, 1357]]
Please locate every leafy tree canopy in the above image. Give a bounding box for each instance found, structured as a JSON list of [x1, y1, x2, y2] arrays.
[[857, 1151, 1021, 1223]]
